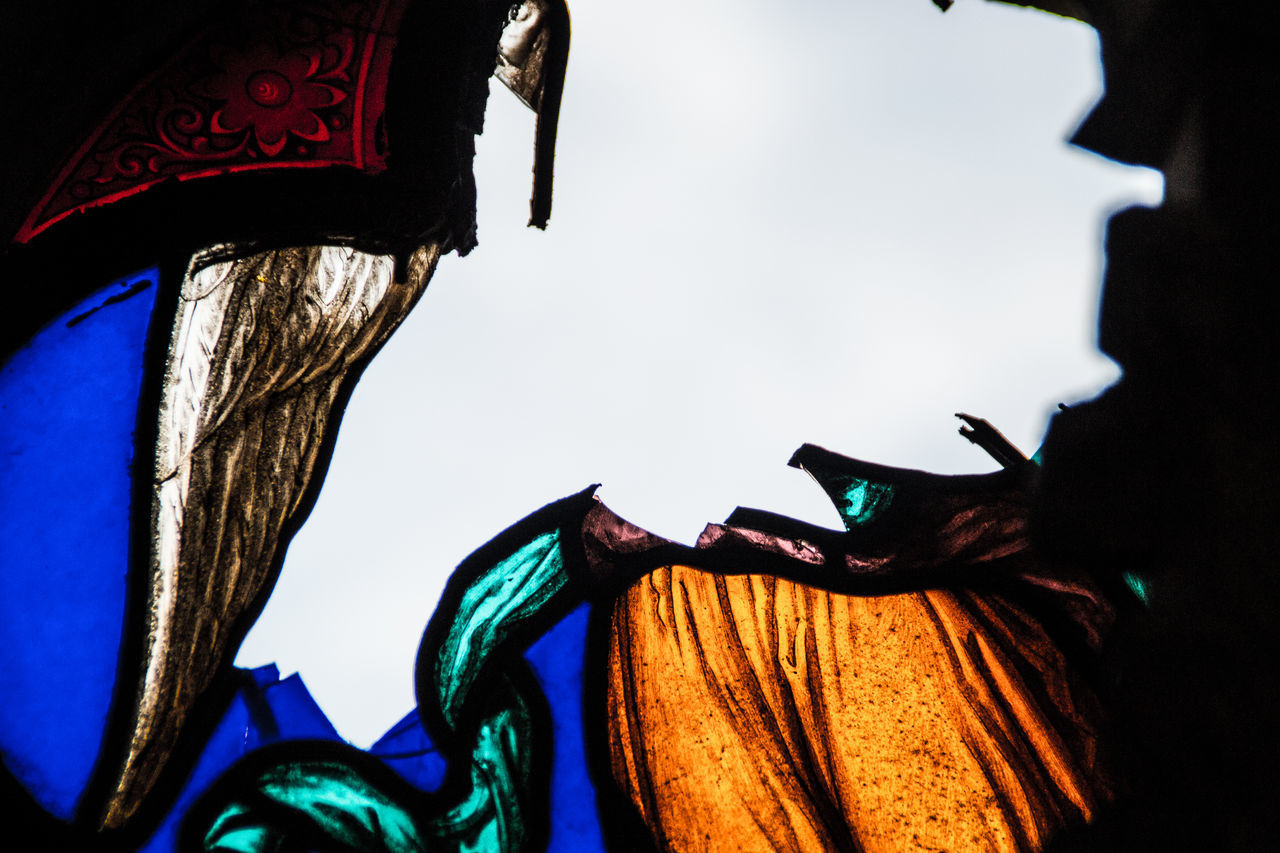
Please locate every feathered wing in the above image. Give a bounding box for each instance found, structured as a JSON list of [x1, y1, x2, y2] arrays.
[[101, 243, 439, 828]]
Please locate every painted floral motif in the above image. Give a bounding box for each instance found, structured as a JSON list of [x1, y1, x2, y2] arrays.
[[202, 39, 351, 157], [16, 0, 407, 244]]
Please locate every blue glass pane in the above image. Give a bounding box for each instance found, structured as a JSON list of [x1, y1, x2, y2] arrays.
[[138, 665, 341, 852], [0, 270, 159, 820], [257, 672, 343, 744], [524, 603, 605, 853], [369, 711, 447, 793]]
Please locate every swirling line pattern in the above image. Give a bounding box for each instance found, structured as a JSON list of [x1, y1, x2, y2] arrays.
[[16, 0, 407, 243]]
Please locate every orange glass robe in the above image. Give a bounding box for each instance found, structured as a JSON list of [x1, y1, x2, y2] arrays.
[[591, 453, 1116, 852]]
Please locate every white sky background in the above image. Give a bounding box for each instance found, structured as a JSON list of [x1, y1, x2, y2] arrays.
[[236, 0, 1162, 747]]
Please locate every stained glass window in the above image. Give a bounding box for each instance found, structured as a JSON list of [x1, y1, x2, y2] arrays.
[[2, 0, 1165, 850]]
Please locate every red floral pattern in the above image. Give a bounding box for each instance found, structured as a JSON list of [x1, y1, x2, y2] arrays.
[[15, 0, 408, 244], [203, 40, 349, 157]]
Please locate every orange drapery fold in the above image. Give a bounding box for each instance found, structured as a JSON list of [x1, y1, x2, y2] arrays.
[[606, 567, 1113, 852]]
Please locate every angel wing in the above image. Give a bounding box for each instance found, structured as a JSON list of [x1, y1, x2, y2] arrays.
[[101, 243, 438, 828]]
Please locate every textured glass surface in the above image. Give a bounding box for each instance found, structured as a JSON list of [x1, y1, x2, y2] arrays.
[[181, 461, 1117, 852], [139, 665, 341, 852], [839, 478, 895, 527], [1122, 571, 1151, 605], [432, 694, 535, 852], [201, 760, 427, 853], [0, 269, 159, 819], [606, 566, 1115, 851], [426, 515, 578, 853], [436, 531, 565, 726], [188, 495, 595, 853], [108, 244, 438, 831]]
